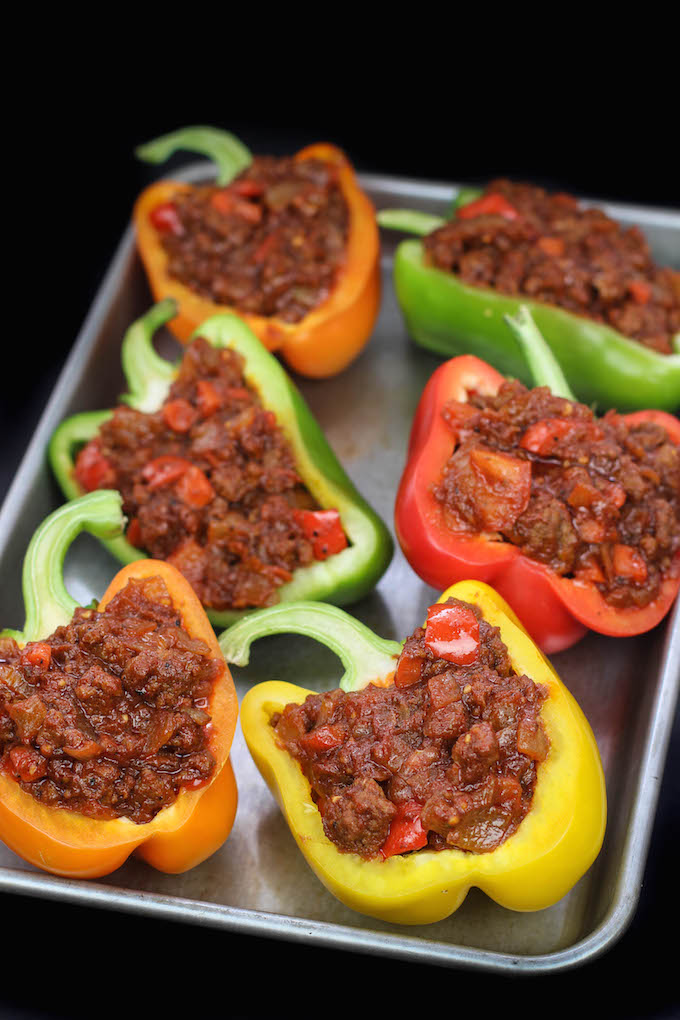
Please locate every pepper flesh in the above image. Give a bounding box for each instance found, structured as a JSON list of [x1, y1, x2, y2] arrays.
[[394, 347, 680, 652], [48, 302, 393, 628], [224, 581, 606, 925], [134, 128, 381, 378], [378, 200, 680, 412], [0, 491, 238, 878]]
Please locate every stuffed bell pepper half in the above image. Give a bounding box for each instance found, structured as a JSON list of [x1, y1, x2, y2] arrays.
[[0, 491, 239, 878], [395, 306, 680, 653], [220, 581, 606, 925], [134, 125, 381, 378], [379, 181, 680, 412], [49, 300, 393, 629]]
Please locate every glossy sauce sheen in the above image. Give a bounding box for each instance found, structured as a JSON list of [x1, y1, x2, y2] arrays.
[[435, 382, 680, 608], [0, 577, 221, 824], [272, 599, 549, 859], [424, 179, 680, 354]]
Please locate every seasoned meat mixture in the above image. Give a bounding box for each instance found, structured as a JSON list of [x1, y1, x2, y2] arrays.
[[434, 380, 680, 609], [272, 598, 549, 859], [423, 179, 680, 354], [150, 155, 350, 323], [0, 576, 221, 824], [74, 337, 347, 610]]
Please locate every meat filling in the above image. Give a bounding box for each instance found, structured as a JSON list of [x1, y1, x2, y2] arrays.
[[434, 380, 680, 609], [74, 337, 347, 610], [423, 179, 680, 355], [0, 576, 221, 824], [272, 598, 549, 859], [151, 155, 350, 323]]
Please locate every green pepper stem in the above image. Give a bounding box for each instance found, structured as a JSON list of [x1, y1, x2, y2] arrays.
[[219, 602, 402, 693], [376, 209, 446, 236], [135, 125, 253, 187], [504, 305, 577, 401], [120, 299, 180, 413], [3, 492, 126, 645]]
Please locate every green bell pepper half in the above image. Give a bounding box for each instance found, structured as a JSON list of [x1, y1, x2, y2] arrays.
[[378, 196, 680, 413], [49, 301, 393, 629]]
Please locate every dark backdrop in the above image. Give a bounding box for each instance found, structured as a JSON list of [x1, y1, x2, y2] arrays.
[[2, 62, 679, 1019]]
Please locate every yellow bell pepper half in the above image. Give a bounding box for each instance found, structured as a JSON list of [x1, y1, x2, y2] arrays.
[[224, 580, 606, 925]]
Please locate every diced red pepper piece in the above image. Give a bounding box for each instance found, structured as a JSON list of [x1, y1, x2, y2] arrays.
[[293, 509, 348, 560], [231, 179, 264, 198], [149, 201, 183, 236], [212, 188, 262, 223], [394, 651, 423, 689], [74, 441, 116, 492], [425, 603, 480, 665], [142, 456, 192, 489], [8, 746, 47, 783], [537, 236, 565, 257], [196, 380, 223, 418], [521, 418, 595, 459], [233, 198, 262, 224], [466, 447, 532, 531], [457, 194, 520, 221], [612, 544, 648, 583], [126, 517, 143, 548], [380, 801, 428, 859], [210, 190, 235, 215], [224, 386, 252, 402], [175, 465, 215, 508], [299, 724, 345, 754], [22, 643, 51, 669], [162, 398, 199, 433], [628, 280, 651, 305]]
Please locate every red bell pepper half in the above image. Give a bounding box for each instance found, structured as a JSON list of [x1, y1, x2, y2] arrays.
[[395, 349, 680, 654]]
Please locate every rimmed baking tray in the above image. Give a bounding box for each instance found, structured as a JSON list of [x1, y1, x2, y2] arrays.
[[0, 166, 678, 974]]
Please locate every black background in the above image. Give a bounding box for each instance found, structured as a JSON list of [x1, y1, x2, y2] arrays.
[[2, 48, 678, 1019]]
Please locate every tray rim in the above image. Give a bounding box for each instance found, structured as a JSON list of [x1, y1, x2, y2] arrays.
[[0, 166, 678, 973]]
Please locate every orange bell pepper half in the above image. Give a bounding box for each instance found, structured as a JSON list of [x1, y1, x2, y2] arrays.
[[133, 127, 380, 378], [0, 491, 238, 879]]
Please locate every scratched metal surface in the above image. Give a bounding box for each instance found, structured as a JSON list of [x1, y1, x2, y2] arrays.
[[0, 167, 678, 973]]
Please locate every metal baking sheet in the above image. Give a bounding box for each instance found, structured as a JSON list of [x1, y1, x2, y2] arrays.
[[0, 166, 678, 973]]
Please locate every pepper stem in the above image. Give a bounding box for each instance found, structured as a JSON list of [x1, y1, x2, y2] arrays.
[[376, 209, 446, 236], [3, 492, 126, 645], [120, 299, 180, 413], [135, 126, 253, 187], [219, 602, 402, 693], [504, 305, 577, 401]]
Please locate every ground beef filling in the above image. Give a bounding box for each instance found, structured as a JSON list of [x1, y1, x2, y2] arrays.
[[0, 577, 221, 824], [423, 179, 680, 355], [272, 599, 548, 859], [152, 155, 350, 323], [74, 337, 346, 610], [434, 380, 680, 609]]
